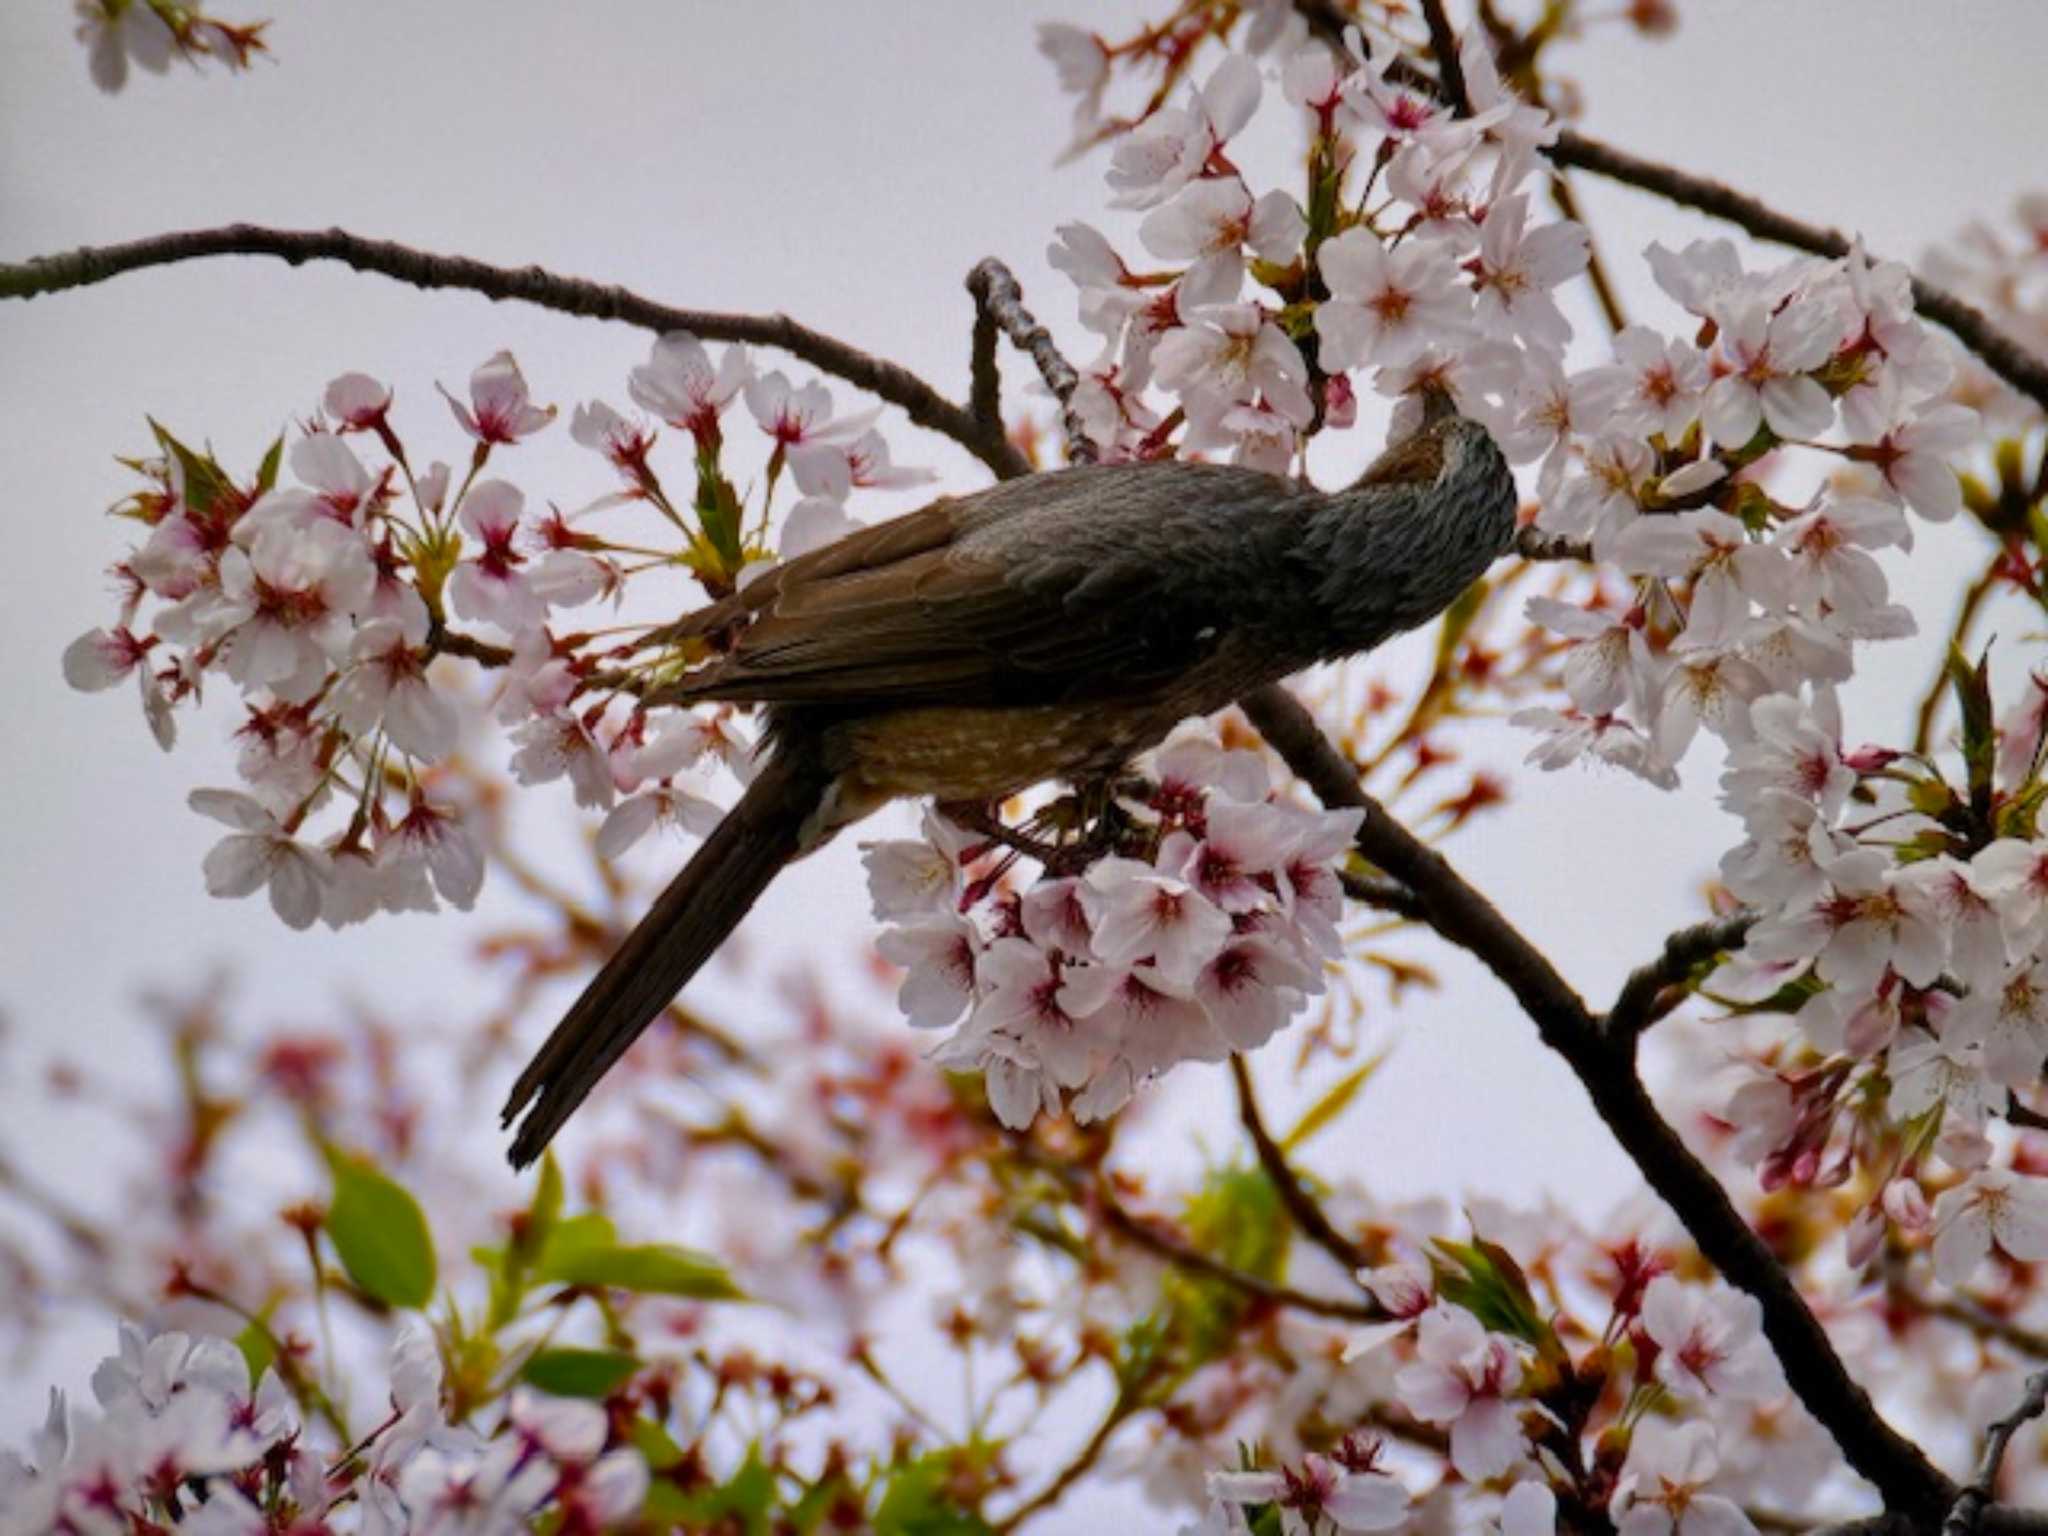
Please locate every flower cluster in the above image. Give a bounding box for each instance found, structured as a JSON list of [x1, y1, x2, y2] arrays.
[[73, 0, 270, 91], [1044, 20, 1588, 472], [862, 730, 1361, 1127], [0, 1321, 645, 1536], [63, 339, 929, 931], [1511, 237, 1975, 788], [1189, 1246, 1788, 1535]]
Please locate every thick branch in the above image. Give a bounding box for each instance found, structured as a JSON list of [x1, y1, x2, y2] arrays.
[[1604, 911, 1758, 1042], [1236, 682, 1956, 1522], [966, 257, 1097, 465], [1230, 1055, 1375, 1281], [0, 224, 1028, 480]]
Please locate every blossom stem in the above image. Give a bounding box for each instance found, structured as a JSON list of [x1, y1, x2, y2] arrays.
[[1229, 1054, 1376, 1281], [0, 224, 1030, 480]]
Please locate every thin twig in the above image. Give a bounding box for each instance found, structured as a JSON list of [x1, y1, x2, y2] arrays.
[[1416, 0, 1471, 117], [1020, 1147, 1385, 1324], [1236, 681, 1957, 1523], [1230, 1054, 1375, 1281], [1548, 172, 1628, 336], [996, 1389, 1140, 1532], [966, 257, 1097, 465], [1946, 1369, 2048, 1536], [0, 223, 1030, 480], [1605, 911, 1758, 1042]]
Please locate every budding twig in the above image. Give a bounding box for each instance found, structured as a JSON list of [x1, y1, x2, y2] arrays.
[[1945, 1369, 2048, 1536]]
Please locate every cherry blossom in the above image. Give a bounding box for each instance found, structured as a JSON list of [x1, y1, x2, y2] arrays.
[[1610, 1419, 1756, 1536], [628, 330, 752, 444], [439, 350, 556, 445], [1931, 1167, 2048, 1285], [1209, 1443, 1409, 1534], [1314, 231, 1470, 372], [1393, 1305, 1527, 1480], [1104, 53, 1260, 209], [190, 787, 331, 929], [1639, 1277, 1785, 1402]]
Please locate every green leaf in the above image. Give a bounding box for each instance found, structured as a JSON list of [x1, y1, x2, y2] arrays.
[[673, 1447, 777, 1535], [148, 420, 235, 518], [1280, 1051, 1389, 1153], [518, 1347, 640, 1398], [325, 1151, 437, 1308], [254, 433, 285, 495], [536, 1239, 743, 1300], [873, 1451, 995, 1536], [630, 1415, 688, 1471], [535, 1210, 617, 1271], [233, 1320, 275, 1389], [1947, 642, 1996, 810], [1998, 780, 2048, 842], [1430, 1235, 1557, 1361]]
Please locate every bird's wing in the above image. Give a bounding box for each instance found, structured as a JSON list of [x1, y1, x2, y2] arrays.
[[668, 462, 1305, 709]]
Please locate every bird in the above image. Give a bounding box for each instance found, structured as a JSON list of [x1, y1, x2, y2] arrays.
[[501, 395, 1517, 1166]]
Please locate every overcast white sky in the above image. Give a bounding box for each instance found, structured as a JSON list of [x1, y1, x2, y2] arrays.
[[3, 0, 2046, 1441]]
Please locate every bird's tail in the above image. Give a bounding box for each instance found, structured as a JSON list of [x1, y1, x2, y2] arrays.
[[502, 739, 835, 1167]]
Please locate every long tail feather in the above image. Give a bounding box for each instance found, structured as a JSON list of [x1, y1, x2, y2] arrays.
[[502, 742, 834, 1167]]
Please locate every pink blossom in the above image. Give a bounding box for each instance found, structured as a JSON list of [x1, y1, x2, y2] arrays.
[[628, 331, 752, 443], [1639, 1277, 1784, 1402], [1104, 54, 1260, 209], [190, 788, 331, 929], [1610, 1419, 1753, 1536], [1394, 1305, 1527, 1481], [448, 479, 544, 633], [439, 350, 555, 445], [1467, 194, 1588, 354], [1931, 1167, 2048, 1285], [1315, 231, 1470, 371]]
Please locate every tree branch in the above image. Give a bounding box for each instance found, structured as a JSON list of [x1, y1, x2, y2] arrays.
[[1018, 1146, 1385, 1325], [1235, 681, 1957, 1523], [0, 223, 1029, 480], [1230, 1054, 1375, 1281], [1604, 911, 1758, 1042], [1946, 1369, 2048, 1536], [1416, 0, 1471, 118], [966, 257, 1097, 465]]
